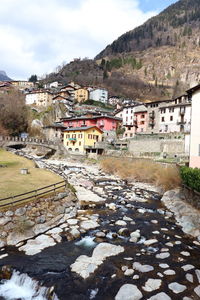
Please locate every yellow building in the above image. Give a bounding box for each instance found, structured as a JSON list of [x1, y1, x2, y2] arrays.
[[11, 81, 34, 89], [63, 126, 103, 154], [74, 88, 89, 103]]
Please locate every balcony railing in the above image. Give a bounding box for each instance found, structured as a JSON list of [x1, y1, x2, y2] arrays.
[[149, 112, 155, 119], [69, 138, 76, 141], [177, 120, 186, 125]]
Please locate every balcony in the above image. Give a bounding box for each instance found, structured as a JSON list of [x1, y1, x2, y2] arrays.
[[68, 138, 76, 142], [177, 120, 186, 125], [149, 112, 155, 119], [149, 120, 155, 126]]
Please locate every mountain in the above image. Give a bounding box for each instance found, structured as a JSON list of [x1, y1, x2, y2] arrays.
[[44, 0, 200, 101], [0, 71, 12, 81]]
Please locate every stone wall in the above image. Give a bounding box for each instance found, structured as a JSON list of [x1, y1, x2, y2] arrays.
[[128, 138, 186, 156]]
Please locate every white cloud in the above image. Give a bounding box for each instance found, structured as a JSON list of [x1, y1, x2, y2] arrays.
[[0, 0, 157, 79]]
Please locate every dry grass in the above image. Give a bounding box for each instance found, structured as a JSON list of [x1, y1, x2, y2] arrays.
[[0, 149, 62, 200], [100, 157, 181, 191]]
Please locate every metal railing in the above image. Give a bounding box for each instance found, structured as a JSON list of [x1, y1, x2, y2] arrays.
[[0, 135, 56, 146], [0, 180, 66, 208]]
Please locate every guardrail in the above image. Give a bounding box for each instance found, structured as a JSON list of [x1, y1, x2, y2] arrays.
[[0, 180, 66, 208], [0, 135, 56, 146]]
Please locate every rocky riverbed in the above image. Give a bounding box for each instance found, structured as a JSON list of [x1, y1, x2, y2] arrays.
[[0, 154, 200, 300]]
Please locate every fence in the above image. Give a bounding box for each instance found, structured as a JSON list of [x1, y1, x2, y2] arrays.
[[0, 180, 66, 208], [0, 135, 56, 146]]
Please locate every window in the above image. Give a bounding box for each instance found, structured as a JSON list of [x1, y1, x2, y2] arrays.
[[128, 127, 131, 131], [79, 142, 81, 146], [161, 109, 166, 114], [161, 117, 165, 122], [72, 134, 76, 138], [141, 121, 145, 125], [141, 114, 145, 119], [170, 116, 173, 121]]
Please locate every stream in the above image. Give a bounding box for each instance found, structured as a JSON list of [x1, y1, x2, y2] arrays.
[[0, 156, 200, 300]]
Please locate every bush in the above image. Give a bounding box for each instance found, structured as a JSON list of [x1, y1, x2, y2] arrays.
[[100, 158, 181, 191], [180, 166, 200, 192]]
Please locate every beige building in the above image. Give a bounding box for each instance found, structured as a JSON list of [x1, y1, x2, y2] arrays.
[[74, 88, 89, 102], [25, 90, 53, 107], [11, 81, 34, 89]]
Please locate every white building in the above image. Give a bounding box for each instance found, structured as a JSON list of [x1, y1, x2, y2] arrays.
[[89, 88, 108, 103], [159, 96, 191, 133], [115, 105, 136, 126], [25, 90, 53, 106], [187, 84, 200, 168]]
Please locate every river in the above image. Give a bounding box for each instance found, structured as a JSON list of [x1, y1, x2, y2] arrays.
[[0, 157, 200, 300]]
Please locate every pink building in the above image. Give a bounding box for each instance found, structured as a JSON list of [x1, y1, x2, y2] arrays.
[[61, 115, 121, 132], [123, 105, 147, 138]]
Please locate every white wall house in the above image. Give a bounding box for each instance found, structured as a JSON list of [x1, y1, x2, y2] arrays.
[[25, 91, 53, 106], [89, 88, 108, 103], [115, 105, 136, 126], [159, 103, 191, 133], [187, 84, 200, 168]]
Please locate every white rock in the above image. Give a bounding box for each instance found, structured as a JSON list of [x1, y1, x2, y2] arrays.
[[156, 252, 170, 259], [181, 265, 194, 271], [147, 292, 171, 300], [133, 275, 139, 280], [75, 186, 105, 205], [165, 242, 173, 247], [159, 264, 169, 269], [164, 270, 176, 275], [19, 235, 56, 255], [67, 219, 78, 225], [124, 269, 134, 276], [80, 220, 99, 231], [181, 251, 190, 256], [70, 228, 80, 239], [0, 217, 11, 226], [123, 216, 132, 222], [185, 273, 193, 283], [133, 262, 154, 273], [194, 285, 200, 297], [115, 220, 127, 226], [71, 243, 124, 279], [144, 239, 158, 246], [106, 203, 117, 211], [143, 279, 162, 292], [196, 270, 200, 283], [168, 282, 186, 294], [115, 284, 143, 300], [129, 230, 140, 243]]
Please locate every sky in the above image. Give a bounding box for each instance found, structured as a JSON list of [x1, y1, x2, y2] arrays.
[[0, 0, 177, 80]]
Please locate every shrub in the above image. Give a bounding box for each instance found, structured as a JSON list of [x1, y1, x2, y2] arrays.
[[180, 166, 200, 192], [100, 158, 181, 191]]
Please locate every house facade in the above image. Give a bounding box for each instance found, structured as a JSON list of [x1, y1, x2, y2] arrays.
[[74, 88, 89, 103], [63, 126, 103, 154], [123, 105, 147, 138], [187, 84, 200, 168], [89, 88, 108, 103], [61, 115, 121, 132], [25, 90, 53, 106]]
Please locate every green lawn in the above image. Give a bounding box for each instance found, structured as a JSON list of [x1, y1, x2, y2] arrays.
[[0, 149, 62, 206]]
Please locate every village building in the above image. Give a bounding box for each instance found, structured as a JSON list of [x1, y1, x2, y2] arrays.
[[187, 84, 200, 168], [145, 99, 174, 134], [52, 95, 73, 107], [43, 123, 65, 142], [25, 90, 53, 106], [89, 88, 108, 103], [122, 105, 147, 138], [11, 81, 34, 89], [108, 96, 120, 106], [158, 95, 191, 133], [74, 88, 89, 103], [63, 126, 103, 154], [61, 115, 121, 141]]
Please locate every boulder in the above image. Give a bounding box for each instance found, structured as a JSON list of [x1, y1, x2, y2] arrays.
[[71, 243, 124, 279], [75, 186, 105, 206], [115, 284, 143, 300]]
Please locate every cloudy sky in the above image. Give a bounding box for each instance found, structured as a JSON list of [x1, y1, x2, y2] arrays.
[[0, 0, 176, 80]]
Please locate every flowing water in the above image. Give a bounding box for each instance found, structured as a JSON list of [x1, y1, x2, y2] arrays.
[[0, 159, 200, 300]]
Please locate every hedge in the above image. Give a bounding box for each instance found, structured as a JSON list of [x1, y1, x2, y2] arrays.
[[180, 166, 200, 192]]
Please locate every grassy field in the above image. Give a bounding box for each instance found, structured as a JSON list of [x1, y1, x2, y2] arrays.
[[0, 149, 62, 200], [100, 157, 181, 191]]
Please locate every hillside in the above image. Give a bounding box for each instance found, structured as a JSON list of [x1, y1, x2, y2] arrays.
[[0, 71, 12, 81], [44, 0, 200, 101]]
